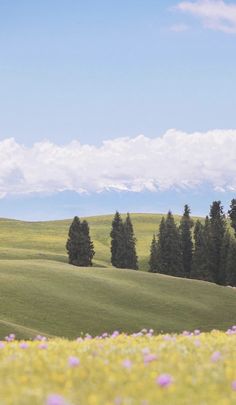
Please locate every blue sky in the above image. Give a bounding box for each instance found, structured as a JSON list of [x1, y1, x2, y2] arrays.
[[0, 0, 236, 220]]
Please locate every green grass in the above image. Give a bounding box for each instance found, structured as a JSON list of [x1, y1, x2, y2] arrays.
[[0, 214, 235, 339], [0, 214, 185, 269], [0, 259, 235, 339]]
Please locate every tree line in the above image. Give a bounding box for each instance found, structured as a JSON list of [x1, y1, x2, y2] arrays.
[[66, 200, 236, 286], [149, 201, 236, 286], [66, 212, 138, 270]]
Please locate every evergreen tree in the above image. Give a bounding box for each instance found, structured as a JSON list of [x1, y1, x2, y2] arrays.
[[219, 230, 231, 285], [208, 201, 226, 284], [123, 213, 138, 270], [79, 220, 95, 266], [110, 212, 123, 267], [191, 220, 206, 280], [66, 217, 95, 266], [149, 235, 158, 273], [157, 212, 184, 277], [156, 217, 166, 273], [179, 204, 194, 278], [191, 217, 214, 281], [225, 237, 236, 287], [228, 199, 236, 237]]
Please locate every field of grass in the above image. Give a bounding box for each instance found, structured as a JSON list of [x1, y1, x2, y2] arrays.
[[0, 214, 184, 269], [0, 330, 235, 404], [0, 260, 235, 339]]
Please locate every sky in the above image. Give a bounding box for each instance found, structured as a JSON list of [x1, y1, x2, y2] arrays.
[[0, 0, 236, 220]]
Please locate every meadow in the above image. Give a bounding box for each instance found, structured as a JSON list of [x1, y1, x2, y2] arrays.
[[0, 329, 235, 405], [0, 214, 181, 269], [0, 214, 235, 404], [0, 214, 235, 339]]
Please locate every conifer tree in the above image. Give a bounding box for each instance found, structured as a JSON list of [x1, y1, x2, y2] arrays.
[[157, 212, 183, 277], [208, 201, 226, 284], [110, 211, 123, 267], [79, 220, 95, 266], [228, 199, 236, 237], [156, 217, 166, 273], [66, 217, 95, 266], [191, 217, 214, 281], [149, 235, 158, 273], [179, 204, 194, 278], [191, 220, 206, 280], [219, 230, 231, 285], [225, 237, 236, 286], [123, 213, 138, 270]]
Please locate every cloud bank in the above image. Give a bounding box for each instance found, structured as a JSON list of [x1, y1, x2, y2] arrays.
[[0, 129, 236, 198], [176, 0, 236, 34]]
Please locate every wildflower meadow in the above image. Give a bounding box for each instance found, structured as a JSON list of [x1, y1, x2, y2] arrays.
[[0, 328, 235, 405]]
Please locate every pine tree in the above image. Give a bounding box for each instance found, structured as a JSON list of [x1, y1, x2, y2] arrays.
[[110, 212, 123, 267], [225, 237, 236, 286], [66, 217, 95, 266], [228, 199, 236, 237], [157, 212, 184, 277], [80, 220, 95, 266], [219, 230, 231, 285], [191, 218, 214, 281], [179, 204, 193, 278], [149, 235, 158, 273], [156, 217, 167, 273], [123, 213, 138, 270], [208, 201, 226, 284]]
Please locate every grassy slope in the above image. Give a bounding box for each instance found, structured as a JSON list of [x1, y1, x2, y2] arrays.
[[0, 260, 235, 339], [0, 214, 185, 269]]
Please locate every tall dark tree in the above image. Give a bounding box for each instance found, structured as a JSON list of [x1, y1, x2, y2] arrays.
[[179, 204, 194, 278], [149, 235, 158, 273], [225, 237, 236, 287], [110, 211, 123, 267], [208, 201, 226, 284], [219, 230, 231, 285], [123, 213, 138, 270], [66, 217, 95, 266], [191, 220, 206, 280], [156, 217, 167, 274], [79, 220, 95, 266], [228, 198, 236, 237], [157, 212, 184, 277], [191, 217, 214, 281]]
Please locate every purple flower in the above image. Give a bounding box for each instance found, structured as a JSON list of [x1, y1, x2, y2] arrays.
[[194, 329, 201, 336], [46, 394, 67, 405], [111, 331, 120, 338], [19, 342, 29, 349], [0, 342, 5, 349], [68, 356, 80, 367], [211, 351, 221, 362], [156, 374, 173, 388], [38, 343, 48, 350], [232, 381, 236, 391], [144, 354, 157, 364], [122, 359, 132, 369], [35, 335, 47, 341], [194, 339, 201, 347], [5, 333, 15, 342]]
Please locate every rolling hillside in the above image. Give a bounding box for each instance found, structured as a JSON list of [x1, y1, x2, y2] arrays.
[[0, 214, 235, 339], [0, 213, 186, 269], [0, 260, 235, 339]]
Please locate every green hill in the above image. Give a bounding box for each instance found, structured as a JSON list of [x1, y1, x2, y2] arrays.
[[0, 214, 235, 339], [0, 213, 186, 269], [0, 260, 235, 339]]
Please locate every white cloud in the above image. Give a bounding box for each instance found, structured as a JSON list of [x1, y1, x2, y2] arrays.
[[176, 0, 236, 34], [0, 130, 236, 197]]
